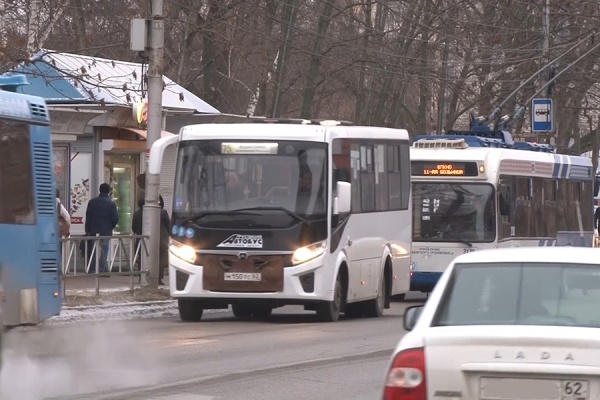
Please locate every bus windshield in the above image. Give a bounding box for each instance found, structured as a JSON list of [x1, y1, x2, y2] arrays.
[[172, 140, 328, 226], [412, 182, 496, 243]]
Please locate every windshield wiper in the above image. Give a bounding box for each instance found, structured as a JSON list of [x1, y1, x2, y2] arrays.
[[442, 229, 473, 247], [231, 206, 308, 224], [180, 210, 258, 225]]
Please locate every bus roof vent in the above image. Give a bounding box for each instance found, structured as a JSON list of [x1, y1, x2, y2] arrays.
[[412, 138, 468, 149]]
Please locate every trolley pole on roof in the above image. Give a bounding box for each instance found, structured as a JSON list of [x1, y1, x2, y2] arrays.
[[142, 0, 164, 289]]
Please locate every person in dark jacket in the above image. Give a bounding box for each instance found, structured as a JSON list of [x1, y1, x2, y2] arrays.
[[85, 183, 119, 273], [132, 194, 169, 285]]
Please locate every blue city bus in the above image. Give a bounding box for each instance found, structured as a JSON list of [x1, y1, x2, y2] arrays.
[[0, 74, 61, 329]]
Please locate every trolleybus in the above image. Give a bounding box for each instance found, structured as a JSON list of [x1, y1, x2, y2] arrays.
[[410, 129, 594, 292]]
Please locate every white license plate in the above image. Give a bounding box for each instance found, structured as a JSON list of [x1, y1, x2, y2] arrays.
[[562, 380, 588, 400], [480, 378, 588, 400], [224, 272, 261, 281]]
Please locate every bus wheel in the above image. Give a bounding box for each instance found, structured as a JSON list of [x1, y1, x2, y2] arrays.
[[316, 274, 343, 322], [365, 275, 386, 318], [391, 293, 406, 301], [232, 304, 253, 318], [178, 298, 204, 322]]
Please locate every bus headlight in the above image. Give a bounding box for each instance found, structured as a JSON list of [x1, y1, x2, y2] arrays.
[[292, 241, 326, 265], [170, 243, 197, 263]]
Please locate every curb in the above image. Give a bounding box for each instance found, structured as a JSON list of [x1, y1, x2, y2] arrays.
[[62, 299, 176, 311]]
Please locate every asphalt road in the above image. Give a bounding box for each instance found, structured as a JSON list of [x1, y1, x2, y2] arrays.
[[1, 294, 426, 400]]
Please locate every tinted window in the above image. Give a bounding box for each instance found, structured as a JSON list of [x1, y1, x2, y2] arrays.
[[0, 121, 35, 224], [334, 139, 410, 214], [173, 140, 327, 221], [433, 262, 600, 328]]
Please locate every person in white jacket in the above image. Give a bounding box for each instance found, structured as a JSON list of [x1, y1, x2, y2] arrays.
[[56, 188, 71, 232]]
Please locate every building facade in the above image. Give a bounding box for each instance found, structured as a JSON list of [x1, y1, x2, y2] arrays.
[[13, 50, 220, 235]]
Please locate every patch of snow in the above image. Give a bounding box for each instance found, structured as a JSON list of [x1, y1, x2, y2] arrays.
[[47, 302, 179, 325], [38, 301, 230, 326], [63, 299, 175, 311]]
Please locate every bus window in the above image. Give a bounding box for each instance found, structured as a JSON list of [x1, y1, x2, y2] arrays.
[[412, 182, 496, 242], [0, 121, 35, 225]]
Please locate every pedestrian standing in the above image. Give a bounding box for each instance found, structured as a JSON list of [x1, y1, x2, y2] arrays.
[[85, 183, 118, 273]]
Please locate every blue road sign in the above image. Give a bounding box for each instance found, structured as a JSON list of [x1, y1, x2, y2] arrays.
[[532, 98, 553, 132]]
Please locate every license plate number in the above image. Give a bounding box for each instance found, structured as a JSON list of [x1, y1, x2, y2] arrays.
[[480, 378, 588, 400], [562, 380, 588, 400], [224, 272, 261, 281]]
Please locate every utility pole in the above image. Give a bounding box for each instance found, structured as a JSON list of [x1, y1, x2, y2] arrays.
[[541, 0, 550, 97], [142, 0, 164, 289]]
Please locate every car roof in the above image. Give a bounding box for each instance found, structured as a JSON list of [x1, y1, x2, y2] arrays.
[[452, 246, 600, 265]]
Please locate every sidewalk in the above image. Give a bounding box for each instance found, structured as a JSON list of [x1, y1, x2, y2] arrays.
[[43, 275, 178, 325], [62, 274, 172, 307]]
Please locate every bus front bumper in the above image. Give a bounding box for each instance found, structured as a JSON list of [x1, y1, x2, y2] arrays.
[[409, 271, 442, 292], [168, 254, 334, 304]]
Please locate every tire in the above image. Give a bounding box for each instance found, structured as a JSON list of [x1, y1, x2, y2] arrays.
[[178, 298, 204, 322], [316, 274, 343, 322], [365, 274, 386, 318], [391, 293, 406, 301], [232, 304, 253, 318]]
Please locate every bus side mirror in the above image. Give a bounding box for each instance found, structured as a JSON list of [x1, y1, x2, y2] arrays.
[[403, 305, 424, 331], [498, 185, 511, 216], [334, 181, 351, 214], [595, 176, 600, 197]]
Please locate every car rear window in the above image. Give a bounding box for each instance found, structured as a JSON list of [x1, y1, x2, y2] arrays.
[[432, 262, 600, 328]]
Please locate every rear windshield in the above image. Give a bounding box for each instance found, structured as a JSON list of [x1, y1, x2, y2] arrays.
[[432, 262, 600, 328]]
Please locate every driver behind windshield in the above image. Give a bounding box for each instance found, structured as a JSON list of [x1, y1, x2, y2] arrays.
[[225, 171, 248, 202]]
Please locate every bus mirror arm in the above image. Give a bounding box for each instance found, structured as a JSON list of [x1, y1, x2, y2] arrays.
[[147, 135, 180, 175], [334, 181, 352, 215], [498, 185, 511, 216]]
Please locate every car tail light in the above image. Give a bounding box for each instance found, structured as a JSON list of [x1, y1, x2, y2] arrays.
[[383, 347, 426, 400]]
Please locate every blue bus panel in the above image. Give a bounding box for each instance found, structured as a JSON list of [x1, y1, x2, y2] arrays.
[[0, 74, 61, 326]]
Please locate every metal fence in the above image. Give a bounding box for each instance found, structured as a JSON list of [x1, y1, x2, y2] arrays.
[[60, 234, 149, 295]]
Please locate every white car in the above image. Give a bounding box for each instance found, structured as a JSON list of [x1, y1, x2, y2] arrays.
[[382, 246, 600, 400], [0, 280, 3, 370]]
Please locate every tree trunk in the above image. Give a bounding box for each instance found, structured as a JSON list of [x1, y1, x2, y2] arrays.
[[416, 41, 430, 133], [271, 0, 298, 117], [27, 0, 42, 55], [70, 0, 87, 51], [354, 0, 372, 125], [254, 0, 278, 116], [300, 0, 334, 119]]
